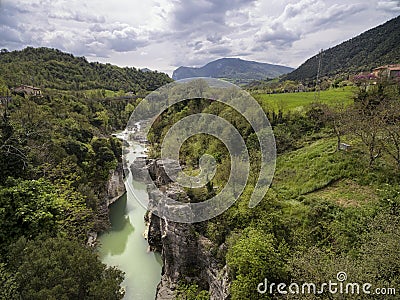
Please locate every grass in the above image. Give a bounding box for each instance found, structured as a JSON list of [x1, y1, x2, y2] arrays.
[[304, 179, 379, 207], [272, 137, 368, 200], [253, 86, 356, 112]]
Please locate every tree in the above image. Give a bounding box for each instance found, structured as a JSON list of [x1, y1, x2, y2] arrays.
[[0, 263, 19, 300], [7, 237, 125, 300], [310, 101, 349, 151], [379, 96, 400, 168], [348, 105, 383, 166], [347, 81, 400, 167], [226, 228, 288, 300], [175, 283, 209, 300], [0, 178, 95, 250]]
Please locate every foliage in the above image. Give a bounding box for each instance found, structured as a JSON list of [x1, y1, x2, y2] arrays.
[[145, 79, 400, 299], [285, 15, 400, 81], [226, 228, 288, 299], [0, 47, 172, 92], [0, 178, 95, 251], [175, 282, 210, 300], [6, 237, 125, 300]]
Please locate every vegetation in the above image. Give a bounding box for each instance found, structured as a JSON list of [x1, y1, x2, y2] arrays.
[[1, 43, 399, 299], [285, 15, 400, 82], [147, 78, 400, 299], [4, 237, 124, 299], [0, 47, 172, 298], [0, 47, 172, 92], [175, 282, 210, 300], [253, 86, 355, 112]]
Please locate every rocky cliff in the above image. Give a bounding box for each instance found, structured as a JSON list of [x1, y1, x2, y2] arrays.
[[88, 161, 126, 247], [145, 159, 230, 300], [105, 161, 126, 207]]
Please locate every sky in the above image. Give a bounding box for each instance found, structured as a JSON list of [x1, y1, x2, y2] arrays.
[[0, 0, 399, 75]]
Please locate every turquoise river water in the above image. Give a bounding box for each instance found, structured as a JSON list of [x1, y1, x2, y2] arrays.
[[98, 136, 162, 300]]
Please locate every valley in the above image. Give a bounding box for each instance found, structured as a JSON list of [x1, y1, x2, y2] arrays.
[[0, 13, 399, 300]]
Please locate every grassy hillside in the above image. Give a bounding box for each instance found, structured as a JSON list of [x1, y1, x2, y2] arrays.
[[285, 15, 400, 81], [0, 47, 172, 92]]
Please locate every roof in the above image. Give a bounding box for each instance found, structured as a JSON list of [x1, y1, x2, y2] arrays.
[[373, 64, 400, 71], [14, 85, 41, 90], [388, 66, 400, 71]]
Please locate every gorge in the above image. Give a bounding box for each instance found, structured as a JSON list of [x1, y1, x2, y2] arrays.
[[98, 131, 162, 300]]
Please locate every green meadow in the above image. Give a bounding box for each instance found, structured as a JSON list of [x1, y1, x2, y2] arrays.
[[252, 86, 356, 112]]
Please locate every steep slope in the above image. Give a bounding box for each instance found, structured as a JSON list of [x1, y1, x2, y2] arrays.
[[172, 58, 293, 83], [285, 15, 400, 81], [0, 47, 172, 91]]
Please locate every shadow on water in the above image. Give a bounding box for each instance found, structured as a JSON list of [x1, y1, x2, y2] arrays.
[[102, 194, 135, 256]]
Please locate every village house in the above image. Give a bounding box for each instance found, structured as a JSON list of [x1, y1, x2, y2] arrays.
[[13, 85, 42, 96], [372, 64, 400, 79]]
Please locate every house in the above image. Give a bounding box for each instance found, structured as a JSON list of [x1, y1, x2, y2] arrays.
[[13, 85, 42, 96], [372, 65, 400, 79], [339, 143, 351, 151]]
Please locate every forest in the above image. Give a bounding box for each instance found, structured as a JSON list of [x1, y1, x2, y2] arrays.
[[0, 47, 172, 92], [0, 48, 172, 299], [284, 15, 400, 82]]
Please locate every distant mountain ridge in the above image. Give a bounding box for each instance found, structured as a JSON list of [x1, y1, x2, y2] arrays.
[[172, 58, 294, 83], [285, 15, 400, 81]]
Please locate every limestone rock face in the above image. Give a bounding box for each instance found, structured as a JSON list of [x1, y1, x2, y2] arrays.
[[88, 161, 126, 247], [106, 161, 126, 206], [145, 159, 230, 300]]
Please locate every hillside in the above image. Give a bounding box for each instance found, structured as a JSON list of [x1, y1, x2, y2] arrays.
[[0, 47, 172, 92], [145, 79, 400, 299], [285, 15, 400, 81], [172, 58, 293, 83]]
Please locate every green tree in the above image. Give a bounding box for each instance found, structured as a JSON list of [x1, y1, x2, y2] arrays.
[[0, 178, 95, 249], [226, 228, 288, 300], [176, 283, 210, 300], [7, 237, 125, 300]]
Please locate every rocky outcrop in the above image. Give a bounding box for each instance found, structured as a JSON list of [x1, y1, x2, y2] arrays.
[[106, 161, 126, 206], [87, 161, 126, 247], [145, 160, 230, 300]]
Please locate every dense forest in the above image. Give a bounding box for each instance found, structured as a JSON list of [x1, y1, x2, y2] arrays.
[[0, 47, 172, 92], [284, 15, 400, 82], [147, 78, 400, 299], [0, 48, 172, 299]]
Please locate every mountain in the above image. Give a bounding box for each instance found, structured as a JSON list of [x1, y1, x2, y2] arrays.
[[172, 58, 294, 83], [285, 15, 400, 82], [0, 47, 172, 92]]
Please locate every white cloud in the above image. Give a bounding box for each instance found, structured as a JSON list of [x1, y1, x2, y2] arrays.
[[254, 0, 367, 47], [0, 0, 399, 74], [377, 0, 400, 12]]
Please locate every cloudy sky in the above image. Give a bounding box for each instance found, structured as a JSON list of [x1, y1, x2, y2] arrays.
[[1, 0, 399, 75]]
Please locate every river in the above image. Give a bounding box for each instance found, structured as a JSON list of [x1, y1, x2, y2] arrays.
[[98, 131, 162, 300]]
